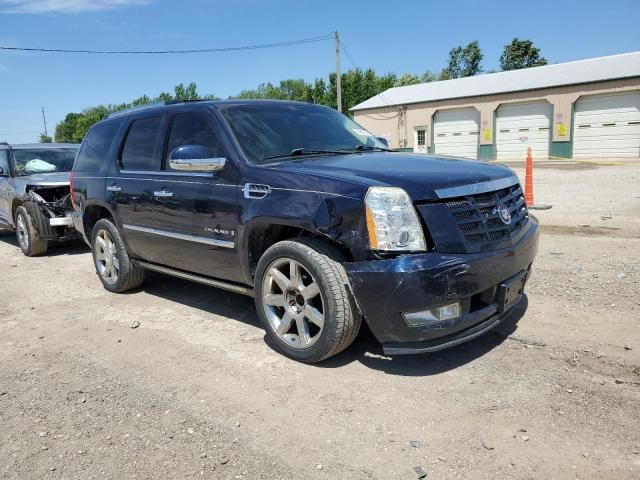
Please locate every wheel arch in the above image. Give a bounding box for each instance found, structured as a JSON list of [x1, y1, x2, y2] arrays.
[[82, 202, 117, 241], [241, 218, 353, 285]]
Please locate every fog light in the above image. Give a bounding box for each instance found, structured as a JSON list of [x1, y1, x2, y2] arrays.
[[403, 302, 461, 327]]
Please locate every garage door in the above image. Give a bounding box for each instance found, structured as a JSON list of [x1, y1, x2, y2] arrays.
[[496, 102, 551, 160], [573, 93, 640, 159], [434, 108, 479, 159]]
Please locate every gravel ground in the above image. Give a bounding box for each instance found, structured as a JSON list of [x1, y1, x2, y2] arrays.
[[1, 162, 639, 479]]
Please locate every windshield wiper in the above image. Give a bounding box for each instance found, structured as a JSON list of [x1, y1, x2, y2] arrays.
[[263, 147, 348, 160], [341, 145, 394, 153]]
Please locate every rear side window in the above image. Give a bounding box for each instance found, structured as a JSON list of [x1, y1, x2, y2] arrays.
[[0, 150, 9, 175], [121, 116, 164, 171], [75, 120, 121, 172]]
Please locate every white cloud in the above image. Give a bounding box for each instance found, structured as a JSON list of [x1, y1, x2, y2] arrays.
[[0, 0, 150, 14]]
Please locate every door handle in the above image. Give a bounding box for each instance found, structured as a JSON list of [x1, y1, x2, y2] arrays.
[[106, 184, 122, 192], [153, 190, 174, 198]]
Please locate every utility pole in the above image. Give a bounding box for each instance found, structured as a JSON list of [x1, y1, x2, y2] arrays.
[[335, 31, 342, 113], [41, 106, 48, 138]]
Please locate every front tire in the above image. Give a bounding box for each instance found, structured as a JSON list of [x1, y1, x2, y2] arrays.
[[254, 238, 361, 363], [14, 205, 48, 257], [91, 218, 145, 293]]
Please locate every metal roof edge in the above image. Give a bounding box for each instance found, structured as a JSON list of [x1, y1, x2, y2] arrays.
[[350, 75, 640, 112]]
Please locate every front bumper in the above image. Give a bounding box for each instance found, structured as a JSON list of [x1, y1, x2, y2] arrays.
[[344, 218, 539, 354]]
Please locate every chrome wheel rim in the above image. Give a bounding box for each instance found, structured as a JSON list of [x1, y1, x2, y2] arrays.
[[16, 214, 29, 251], [262, 257, 325, 349], [95, 230, 119, 285]]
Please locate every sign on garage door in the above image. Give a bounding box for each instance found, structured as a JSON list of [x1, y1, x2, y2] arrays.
[[434, 108, 479, 159], [496, 102, 552, 160], [573, 92, 640, 159]]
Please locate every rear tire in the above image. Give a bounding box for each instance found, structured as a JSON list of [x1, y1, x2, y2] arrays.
[[91, 218, 145, 293], [254, 237, 361, 363], [14, 205, 48, 256]]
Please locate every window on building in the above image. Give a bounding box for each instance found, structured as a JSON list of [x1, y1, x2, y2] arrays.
[[416, 129, 426, 146], [121, 116, 163, 171]]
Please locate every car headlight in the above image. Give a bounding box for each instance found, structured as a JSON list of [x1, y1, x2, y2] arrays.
[[365, 186, 426, 251]]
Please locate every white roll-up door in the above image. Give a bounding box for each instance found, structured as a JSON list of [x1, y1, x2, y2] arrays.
[[573, 92, 640, 159], [496, 102, 551, 160], [433, 108, 479, 159]]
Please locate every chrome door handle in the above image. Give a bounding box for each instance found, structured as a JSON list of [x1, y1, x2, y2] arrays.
[[106, 185, 122, 192], [153, 190, 174, 198]]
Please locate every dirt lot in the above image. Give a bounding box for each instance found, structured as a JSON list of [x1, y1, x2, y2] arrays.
[[1, 161, 639, 480]]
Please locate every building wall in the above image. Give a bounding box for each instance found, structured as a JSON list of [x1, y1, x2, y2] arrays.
[[353, 78, 640, 158]]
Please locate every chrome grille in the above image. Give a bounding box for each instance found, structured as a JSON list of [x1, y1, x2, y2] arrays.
[[444, 184, 529, 247]]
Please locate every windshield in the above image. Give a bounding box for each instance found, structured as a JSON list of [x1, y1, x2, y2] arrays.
[[11, 148, 78, 176], [219, 103, 388, 164]]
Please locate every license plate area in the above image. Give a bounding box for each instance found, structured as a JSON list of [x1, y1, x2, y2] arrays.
[[496, 270, 527, 312]]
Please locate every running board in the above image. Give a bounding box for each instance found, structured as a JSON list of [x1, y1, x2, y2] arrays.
[[134, 260, 254, 296]]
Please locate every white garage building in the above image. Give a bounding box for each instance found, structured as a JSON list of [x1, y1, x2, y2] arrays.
[[351, 51, 640, 160]]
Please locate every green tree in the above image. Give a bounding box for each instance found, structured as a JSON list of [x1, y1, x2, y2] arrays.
[[444, 41, 483, 78], [420, 70, 438, 83], [55, 112, 81, 143], [500, 38, 548, 71], [39, 133, 52, 143], [394, 73, 420, 87]]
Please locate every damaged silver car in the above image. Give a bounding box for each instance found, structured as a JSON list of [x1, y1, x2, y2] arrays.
[[0, 142, 80, 256]]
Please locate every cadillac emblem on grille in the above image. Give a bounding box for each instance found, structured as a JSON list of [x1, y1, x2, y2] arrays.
[[496, 204, 512, 225]]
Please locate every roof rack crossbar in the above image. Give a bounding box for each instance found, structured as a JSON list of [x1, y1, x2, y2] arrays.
[[105, 99, 208, 119]]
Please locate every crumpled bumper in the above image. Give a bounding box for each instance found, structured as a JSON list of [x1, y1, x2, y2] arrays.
[[343, 218, 539, 354]]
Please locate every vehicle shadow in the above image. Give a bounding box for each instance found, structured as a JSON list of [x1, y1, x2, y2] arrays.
[[0, 231, 89, 256], [138, 268, 528, 377], [139, 271, 262, 329]]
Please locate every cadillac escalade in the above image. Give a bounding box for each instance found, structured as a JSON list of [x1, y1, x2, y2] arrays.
[[71, 100, 538, 363]]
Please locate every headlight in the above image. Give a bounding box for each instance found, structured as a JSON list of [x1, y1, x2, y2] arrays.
[[365, 186, 426, 251]]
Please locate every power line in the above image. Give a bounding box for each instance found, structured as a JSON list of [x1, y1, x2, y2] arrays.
[[340, 39, 395, 109], [0, 33, 334, 55], [341, 41, 358, 69]]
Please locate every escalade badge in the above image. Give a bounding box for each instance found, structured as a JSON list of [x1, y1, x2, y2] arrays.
[[496, 204, 512, 225]]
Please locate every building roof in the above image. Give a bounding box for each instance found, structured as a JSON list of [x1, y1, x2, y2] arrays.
[[350, 51, 640, 111]]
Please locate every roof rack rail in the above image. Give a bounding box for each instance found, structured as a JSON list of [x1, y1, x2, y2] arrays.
[[105, 99, 208, 119]]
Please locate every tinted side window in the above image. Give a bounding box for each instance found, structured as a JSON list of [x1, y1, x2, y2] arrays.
[[0, 151, 9, 175], [75, 120, 121, 172], [166, 113, 225, 171], [121, 116, 164, 171]]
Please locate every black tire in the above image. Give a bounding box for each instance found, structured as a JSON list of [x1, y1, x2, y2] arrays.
[[91, 218, 145, 293], [254, 237, 361, 363], [14, 205, 48, 256]]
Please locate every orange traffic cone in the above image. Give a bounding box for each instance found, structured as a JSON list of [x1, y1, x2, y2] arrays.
[[525, 147, 534, 206], [523, 147, 551, 210]]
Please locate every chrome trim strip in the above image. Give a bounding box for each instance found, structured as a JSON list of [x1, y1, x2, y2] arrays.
[[269, 187, 359, 200], [134, 261, 253, 296], [49, 217, 73, 227], [122, 224, 235, 248], [434, 176, 519, 199], [120, 169, 214, 178]]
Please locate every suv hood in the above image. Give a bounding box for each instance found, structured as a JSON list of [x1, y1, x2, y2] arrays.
[[274, 152, 516, 201]]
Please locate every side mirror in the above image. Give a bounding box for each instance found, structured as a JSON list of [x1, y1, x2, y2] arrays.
[[168, 145, 226, 172], [376, 136, 389, 148]]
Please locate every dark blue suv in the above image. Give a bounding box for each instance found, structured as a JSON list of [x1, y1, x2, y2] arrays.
[[71, 100, 538, 363]]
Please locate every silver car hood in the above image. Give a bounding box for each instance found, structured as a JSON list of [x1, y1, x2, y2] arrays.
[[18, 171, 70, 186]]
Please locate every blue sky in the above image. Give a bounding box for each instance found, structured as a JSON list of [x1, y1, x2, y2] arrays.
[[1, 0, 639, 143]]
